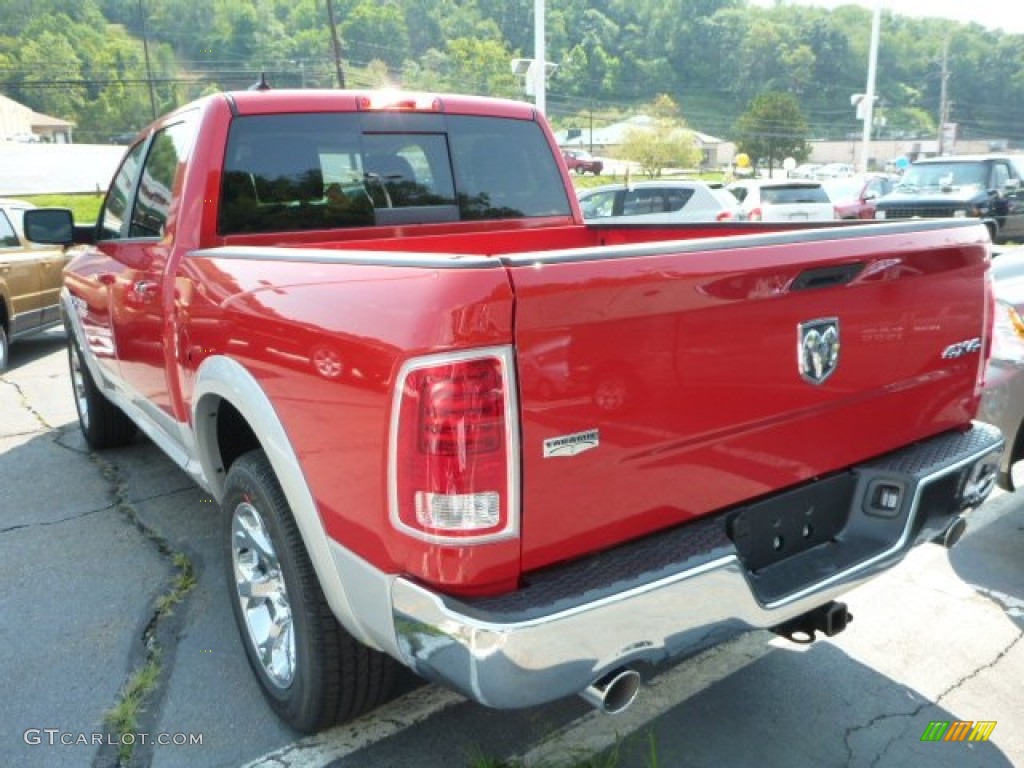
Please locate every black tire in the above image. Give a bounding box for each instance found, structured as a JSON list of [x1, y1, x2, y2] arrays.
[[0, 323, 8, 372], [67, 335, 137, 449], [223, 450, 395, 732]]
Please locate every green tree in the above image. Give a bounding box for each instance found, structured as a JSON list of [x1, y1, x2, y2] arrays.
[[734, 91, 810, 174], [342, 2, 410, 69]]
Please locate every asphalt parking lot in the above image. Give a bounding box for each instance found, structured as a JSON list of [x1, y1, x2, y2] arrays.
[[2, 328, 1023, 768]]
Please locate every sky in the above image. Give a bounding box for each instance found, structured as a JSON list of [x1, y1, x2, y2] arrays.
[[747, 0, 1024, 35]]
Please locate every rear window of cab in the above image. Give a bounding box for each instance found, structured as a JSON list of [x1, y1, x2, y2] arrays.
[[218, 112, 572, 235]]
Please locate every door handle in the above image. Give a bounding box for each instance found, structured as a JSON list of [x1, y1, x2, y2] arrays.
[[133, 280, 159, 299]]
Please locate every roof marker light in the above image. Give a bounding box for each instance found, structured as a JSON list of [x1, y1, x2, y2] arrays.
[[357, 91, 441, 112]]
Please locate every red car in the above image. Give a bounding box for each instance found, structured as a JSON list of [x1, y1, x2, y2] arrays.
[[823, 174, 894, 219], [562, 148, 603, 175]]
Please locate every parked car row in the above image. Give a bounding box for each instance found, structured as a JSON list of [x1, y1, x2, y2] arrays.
[[575, 155, 1024, 242], [577, 179, 839, 224]]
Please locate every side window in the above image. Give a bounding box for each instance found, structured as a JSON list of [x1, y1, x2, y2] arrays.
[[129, 120, 194, 238], [665, 189, 693, 212], [0, 211, 19, 248], [98, 141, 148, 241]]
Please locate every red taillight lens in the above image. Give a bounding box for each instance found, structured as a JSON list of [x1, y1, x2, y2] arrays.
[[716, 210, 734, 221], [391, 349, 518, 542], [749, 207, 762, 222]]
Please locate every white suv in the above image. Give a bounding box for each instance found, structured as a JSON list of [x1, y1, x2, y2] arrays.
[[727, 180, 837, 222], [578, 180, 740, 223]]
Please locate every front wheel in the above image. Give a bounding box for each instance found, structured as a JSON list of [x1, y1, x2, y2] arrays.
[[68, 335, 137, 449], [224, 450, 395, 732], [0, 324, 8, 372]]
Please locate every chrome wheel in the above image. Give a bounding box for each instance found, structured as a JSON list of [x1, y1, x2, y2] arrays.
[[232, 500, 296, 689], [69, 344, 90, 431]]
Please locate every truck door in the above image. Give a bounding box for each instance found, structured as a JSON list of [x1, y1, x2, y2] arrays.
[[69, 141, 149, 391], [111, 119, 195, 423]]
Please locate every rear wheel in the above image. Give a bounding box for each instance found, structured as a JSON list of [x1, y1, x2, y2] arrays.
[[68, 335, 137, 448], [224, 450, 395, 732]]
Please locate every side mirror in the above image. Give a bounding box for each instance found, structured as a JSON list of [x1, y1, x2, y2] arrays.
[[1004, 178, 1022, 193], [24, 208, 75, 245], [863, 190, 878, 202]]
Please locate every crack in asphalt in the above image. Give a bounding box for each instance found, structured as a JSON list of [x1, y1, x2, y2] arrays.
[[842, 629, 1024, 768], [0, 483, 196, 536], [0, 501, 115, 534], [85, 450, 198, 768], [1, 377, 54, 430]]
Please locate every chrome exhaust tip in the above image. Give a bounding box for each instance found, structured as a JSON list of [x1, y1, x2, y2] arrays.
[[579, 667, 641, 714], [942, 515, 967, 549]]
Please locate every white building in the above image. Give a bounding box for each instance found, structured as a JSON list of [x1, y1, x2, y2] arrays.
[[0, 93, 74, 143], [555, 114, 737, 170]]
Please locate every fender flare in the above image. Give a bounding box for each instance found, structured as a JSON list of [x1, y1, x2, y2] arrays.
[[191, 355, 391, 652]]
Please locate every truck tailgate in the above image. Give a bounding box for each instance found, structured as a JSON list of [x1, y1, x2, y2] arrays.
[[504, 223, 991, 572]]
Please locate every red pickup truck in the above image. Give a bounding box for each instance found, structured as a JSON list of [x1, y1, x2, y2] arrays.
[[26, 88, 1003, 733]]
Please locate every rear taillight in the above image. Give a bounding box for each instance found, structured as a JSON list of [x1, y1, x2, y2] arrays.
[[749, 207, 763, 222], [390, 347, 519, 543], [716, 210, 734, 221]]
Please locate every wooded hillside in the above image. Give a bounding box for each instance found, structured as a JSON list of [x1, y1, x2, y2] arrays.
[[1, 0, 1021, 146]]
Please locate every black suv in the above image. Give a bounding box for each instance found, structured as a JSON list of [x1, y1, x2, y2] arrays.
[[875, 154, 1024, 243]]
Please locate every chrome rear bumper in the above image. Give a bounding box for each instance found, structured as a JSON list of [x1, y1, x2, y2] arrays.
[[391, 422, 1003, 708]]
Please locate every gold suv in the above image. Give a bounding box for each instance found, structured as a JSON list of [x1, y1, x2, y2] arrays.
[[0, 199, 67, 370]]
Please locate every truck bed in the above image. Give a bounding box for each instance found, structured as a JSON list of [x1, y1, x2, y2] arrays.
[[203, 217, 992, 575]]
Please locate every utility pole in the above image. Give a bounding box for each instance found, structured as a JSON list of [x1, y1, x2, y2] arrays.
[[137, 0, 157, 120], [325, 0, 346, 89], [937, 39, 950, 155]]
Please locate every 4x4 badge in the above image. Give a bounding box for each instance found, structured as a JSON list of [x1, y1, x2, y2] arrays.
[[799, 318, 840, 385]]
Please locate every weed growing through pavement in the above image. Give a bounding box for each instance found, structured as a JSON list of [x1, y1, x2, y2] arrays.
[[104, 650, 163, 763]]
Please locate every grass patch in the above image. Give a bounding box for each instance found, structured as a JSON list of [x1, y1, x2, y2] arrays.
[[104, 650, 162, 763], [20, 192, 103, 222], [154, 552, 197, 615]]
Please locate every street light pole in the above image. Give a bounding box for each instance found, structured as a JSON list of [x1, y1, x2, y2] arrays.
[[534, 0, 546, 115], [859, 0, 882, 173]]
